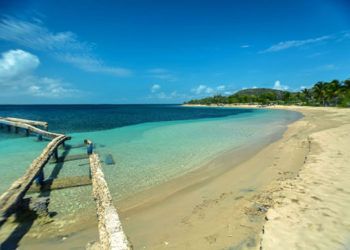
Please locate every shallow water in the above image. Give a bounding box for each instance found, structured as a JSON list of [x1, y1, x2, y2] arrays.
[[0, 105, 301, 219], [0, 134, 48, 194]]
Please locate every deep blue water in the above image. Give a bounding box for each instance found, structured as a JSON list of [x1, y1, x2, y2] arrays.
[[0, 104, 254, 133]]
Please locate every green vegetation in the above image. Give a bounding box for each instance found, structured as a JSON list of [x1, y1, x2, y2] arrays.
[[185, 79, 350, 107]]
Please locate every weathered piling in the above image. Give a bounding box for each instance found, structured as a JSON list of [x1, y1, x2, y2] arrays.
[[0, 134, 70, 223], [89, 153, 131, 250]]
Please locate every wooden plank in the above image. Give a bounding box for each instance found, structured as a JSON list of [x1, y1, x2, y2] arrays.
[[89, 153, 131, 250], [0, 135, 70, 223], [49, 154, 89, 164], [0, 119, 60, 139], [28, 176, 92, 193], [4, 117, 48, 129]]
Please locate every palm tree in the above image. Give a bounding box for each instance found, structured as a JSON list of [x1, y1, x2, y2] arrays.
[[302, 88, 311, 104], [328, 80, 342, 106], [282, 92, 291, 103], [344, 79, 350, 90], [313, 82, 326, 106]]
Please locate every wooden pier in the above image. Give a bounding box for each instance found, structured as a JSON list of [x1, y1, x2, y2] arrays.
[[0, 134, 69, 222], [0, 117, 131, 249], [0, 117, 60, 139], [2, 117, 48, 130]]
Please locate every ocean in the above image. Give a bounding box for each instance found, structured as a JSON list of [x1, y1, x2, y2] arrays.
[[0, 105, 301, 219]]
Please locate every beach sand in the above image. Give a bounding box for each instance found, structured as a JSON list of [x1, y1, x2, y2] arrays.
[[260, 106, 350, 249], [4, 106, 350, 249], [118, 106, 350, 250]]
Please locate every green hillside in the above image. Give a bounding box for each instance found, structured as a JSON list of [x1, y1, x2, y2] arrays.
[[185, 79, 350, 107], [235, 88, 287, 97]]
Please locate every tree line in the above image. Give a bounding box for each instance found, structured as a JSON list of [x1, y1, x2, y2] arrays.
[[185, 79, 350, 107]]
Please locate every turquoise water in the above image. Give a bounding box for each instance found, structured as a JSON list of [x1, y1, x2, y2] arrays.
[[0, 135, 48, 194], [0, 107, 301, 219]]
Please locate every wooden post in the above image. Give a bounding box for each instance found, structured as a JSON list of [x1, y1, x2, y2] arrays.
[[15, 127, 19, 134], [26, 129, 30, 136], [7, 125, 11, 132], [88, 166, 92, 179], [37, 134, 43, 141], [53, 149, 59, 161], [85, 139, 93, 155], [59, 142, 66, 149], [34, 170, 44, 186]]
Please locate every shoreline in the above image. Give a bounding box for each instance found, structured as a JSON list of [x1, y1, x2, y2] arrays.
[[259, 106, 350, 249], [184, 104, 350, 249], [4, 105, 350, 249], [15, 107, 296, 249]]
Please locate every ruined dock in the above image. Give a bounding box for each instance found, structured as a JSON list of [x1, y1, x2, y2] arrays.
[[0, 117, 131, 249]]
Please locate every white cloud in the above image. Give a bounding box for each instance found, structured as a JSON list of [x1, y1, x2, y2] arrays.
[[273, 80, 289, 90], [262, 35, 331, 53], [147, 68, 177, 81], [0, 17, 131, 76], [59, 54, 131, 76], [0, 49, 78, 98], [151, 84, 161, 93], [240, 45, 250, 48], [0, 18, 85, 51], [191, 85, 214, 95], [0, 49, 39, 81], [26, 77, 78, 97]]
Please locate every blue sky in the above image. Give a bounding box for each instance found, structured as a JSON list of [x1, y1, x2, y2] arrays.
[[0, 0, 349, 104]]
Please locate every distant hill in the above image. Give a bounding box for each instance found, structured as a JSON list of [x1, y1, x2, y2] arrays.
[[235, 88, 288, 98], [185, 78, 350, 107]]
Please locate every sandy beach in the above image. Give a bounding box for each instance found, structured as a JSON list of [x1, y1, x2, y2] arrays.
[[261, 106, 350, 249], [5, 105, 350, 249], [119, 105, 350, 249], [176, 105, 350, 250]]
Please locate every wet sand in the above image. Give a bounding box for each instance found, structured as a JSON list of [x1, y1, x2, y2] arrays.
[[3, 106, 350, 249]]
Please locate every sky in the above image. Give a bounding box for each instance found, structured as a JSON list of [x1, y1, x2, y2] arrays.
[[0, 0, 349, 104]]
